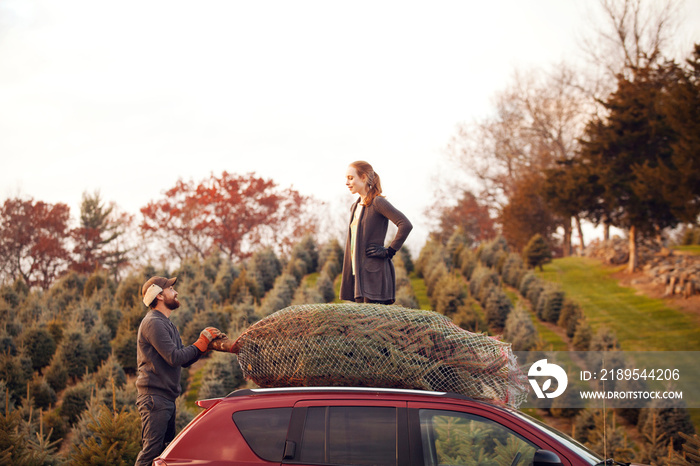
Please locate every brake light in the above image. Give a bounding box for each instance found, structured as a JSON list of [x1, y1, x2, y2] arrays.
[[153, 460, 167, 466], [195, 397, 222, 409]]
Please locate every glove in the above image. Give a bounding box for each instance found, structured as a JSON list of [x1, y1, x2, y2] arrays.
[[193, 327, 224, 353], [365, 244, 396, 259]]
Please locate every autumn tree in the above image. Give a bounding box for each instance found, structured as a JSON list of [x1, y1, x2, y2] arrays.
[[580, 0, 681, 95], [140, 171, 317, 261], [445, 66, 589, 253], [500, 175, 559, 253], [431, 190, 496, 246], [0, 198, 71, 288]]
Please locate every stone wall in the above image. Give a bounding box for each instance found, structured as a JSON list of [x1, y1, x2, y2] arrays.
[[584, 237, 699, 298]]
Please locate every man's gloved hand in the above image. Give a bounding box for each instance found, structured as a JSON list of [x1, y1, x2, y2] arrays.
[[209, 335, 237, 353], [193, 327, 224, 353], [365, 244, 396, 259]]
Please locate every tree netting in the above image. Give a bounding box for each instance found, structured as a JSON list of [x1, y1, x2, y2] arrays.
[[226, 303, 528, 408]]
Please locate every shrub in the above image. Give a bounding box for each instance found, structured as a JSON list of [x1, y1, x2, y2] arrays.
[[557, 300, 583, 338], [92, 356, 128, 390], [524, 279, 545, 310], [53, 327, 92, 382], [0, 351, 32, 403], [214, 261, 239, 303], [501, 253, 526, 288], [536, 284, 565, 323], [484, 288, 512, 330], [415, 240, 446, 279], [44, 358, 68, 393], [198, 351, 245, 400], [291, 281, 325, 305], [479, 236, 509, 270], [589, 328, 621, 352], [503, 305, 538, 351], [290, 234, 319, 274], [83, 271, 112, 299], [395, 286, 419, 309], [29, 375, 57, 410], [318, 239, 344, 276], [314, 271, 336, 303], [258, 273, 299, 317], [114, 273, 142, 309], [518, 272, 537, 297], [68, 402, 141, 465], [572, 409, 597, 444], [249, 247, 283, 294], [468, 267, 499, 305], [523, 234, 552, 271], [638, 396, 695, 452], [433, 274, 467, 318], [61, 382, 95, 425], [112, 328, 138, 374], [458, 248, 478, 280], [572, 318, 592, 351], [425, 261, 448, 298], [451, 303, 484, 332], [230, 268, 260, 303], [446, 229, 468, 270], [397, 247, 414, 274], [181, 310, 231, 347]]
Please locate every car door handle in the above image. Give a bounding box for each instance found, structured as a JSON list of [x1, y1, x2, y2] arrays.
[[283, 440, 296, 460]]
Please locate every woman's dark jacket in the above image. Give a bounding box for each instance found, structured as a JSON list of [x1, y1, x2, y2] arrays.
[[340, 196, 413, 302]]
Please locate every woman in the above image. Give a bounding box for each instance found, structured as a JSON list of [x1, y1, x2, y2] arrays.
[[340, 161, 413, 304]]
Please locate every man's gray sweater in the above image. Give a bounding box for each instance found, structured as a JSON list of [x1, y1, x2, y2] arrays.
[[136, 310, 201, 401]]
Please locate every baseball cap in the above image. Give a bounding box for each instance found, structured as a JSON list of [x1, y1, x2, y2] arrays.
[[142, 276, 178, 306]]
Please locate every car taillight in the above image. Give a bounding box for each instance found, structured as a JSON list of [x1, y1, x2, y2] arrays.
[[153, 459, 167, 466]]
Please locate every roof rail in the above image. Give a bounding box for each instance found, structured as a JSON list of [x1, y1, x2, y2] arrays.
[[224, 386, 477, 401]]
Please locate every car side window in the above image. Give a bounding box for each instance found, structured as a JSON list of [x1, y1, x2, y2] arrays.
[[419, 409, 537, 466], [300, 406, 398, 465], [233, 407, 293, 461]]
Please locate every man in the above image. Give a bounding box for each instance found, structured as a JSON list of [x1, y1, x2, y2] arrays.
[[135, 276, 223, 466]]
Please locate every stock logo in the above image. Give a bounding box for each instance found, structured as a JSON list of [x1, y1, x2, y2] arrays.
[[528, 359, 568, 399]]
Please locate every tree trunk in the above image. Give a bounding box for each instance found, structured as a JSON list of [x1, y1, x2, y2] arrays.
[[628, 225, 638, 273], [563, 218, 572, 257], [603, 222, 611, 241], [575, 215, 585, 254]]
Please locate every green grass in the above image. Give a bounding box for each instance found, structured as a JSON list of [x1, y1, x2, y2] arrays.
[[536, 257, 700, 351], [304, 272, 320, 287], [185, 366, 205, 410], [410, 272, 432, 310], [672, 244, 700, 256]]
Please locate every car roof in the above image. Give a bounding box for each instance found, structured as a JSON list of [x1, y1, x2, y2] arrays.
[[220, 386, 515, 413]]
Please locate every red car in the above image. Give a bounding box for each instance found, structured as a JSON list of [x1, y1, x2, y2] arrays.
[[155, 387, 611, 466]]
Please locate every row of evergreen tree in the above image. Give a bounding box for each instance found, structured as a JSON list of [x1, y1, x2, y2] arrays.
[[0, 232, 697, 463], [414, 232, 697, 464]]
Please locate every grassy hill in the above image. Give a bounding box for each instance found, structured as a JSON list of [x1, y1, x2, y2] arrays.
[[535, 257, 700, 351]]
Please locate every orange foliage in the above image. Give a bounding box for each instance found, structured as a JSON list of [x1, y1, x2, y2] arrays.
[[140, 172, 316, 260], [0, 198, 71, 288]]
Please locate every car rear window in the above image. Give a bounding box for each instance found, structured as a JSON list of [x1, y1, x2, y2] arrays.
[[300, 406, 398, 465], [233, 407, 293, 461]]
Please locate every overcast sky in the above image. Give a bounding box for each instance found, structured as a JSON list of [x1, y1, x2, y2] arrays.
[[1, 0, 699, 253]]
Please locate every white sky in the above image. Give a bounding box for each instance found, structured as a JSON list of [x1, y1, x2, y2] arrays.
[[1, 0, 699, 254]]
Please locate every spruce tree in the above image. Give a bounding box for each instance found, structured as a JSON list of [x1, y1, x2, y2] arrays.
[[523, 234, 552, 271]]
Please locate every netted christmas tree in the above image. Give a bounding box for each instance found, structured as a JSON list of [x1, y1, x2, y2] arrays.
[[212, 303, 528, 408]]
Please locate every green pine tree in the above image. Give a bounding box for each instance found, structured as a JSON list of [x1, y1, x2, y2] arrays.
[[523, 234, 552, 271]]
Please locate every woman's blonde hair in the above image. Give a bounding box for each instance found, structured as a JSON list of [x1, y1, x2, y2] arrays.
[[350, 160, 383, 206]]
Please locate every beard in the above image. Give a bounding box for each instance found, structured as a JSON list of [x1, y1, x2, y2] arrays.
[[163, 294, 180, 310]]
